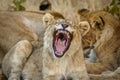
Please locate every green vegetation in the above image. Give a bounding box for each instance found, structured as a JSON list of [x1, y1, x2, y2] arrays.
[[104, 0, 120, 19], [13, 0, 26, 11]]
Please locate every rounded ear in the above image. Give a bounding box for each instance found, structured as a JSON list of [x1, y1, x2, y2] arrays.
[[43, 13, 55, 27], [78, 9, 90, 18], [92, 16, 105, 30], [78, 21, 90, 36], [78, 9, 89, 15]]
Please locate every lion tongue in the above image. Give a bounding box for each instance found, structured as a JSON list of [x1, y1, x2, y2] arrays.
[[55, 39, 67, 55]]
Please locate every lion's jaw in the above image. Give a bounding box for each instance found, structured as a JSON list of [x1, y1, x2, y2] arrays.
[[53, 24, 73, 57], [43, 20, 75, 58]]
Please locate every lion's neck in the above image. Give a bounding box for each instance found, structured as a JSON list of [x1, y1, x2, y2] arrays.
[[94, 24, 120, 59], [43, 47, 84, 74], [95, 25, 114, 49]]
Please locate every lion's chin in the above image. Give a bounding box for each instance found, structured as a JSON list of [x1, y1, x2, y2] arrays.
[[53, 29, 72, 58]]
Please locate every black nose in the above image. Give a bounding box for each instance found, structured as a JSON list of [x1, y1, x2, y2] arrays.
[[61, 24, 68, 28]]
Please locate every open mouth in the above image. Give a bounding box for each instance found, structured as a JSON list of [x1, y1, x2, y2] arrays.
[[53, 29, 73, 58]]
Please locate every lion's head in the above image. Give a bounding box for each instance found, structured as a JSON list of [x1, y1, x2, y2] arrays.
[[42, 12, 84, 58], [78, 9, 120, 57]]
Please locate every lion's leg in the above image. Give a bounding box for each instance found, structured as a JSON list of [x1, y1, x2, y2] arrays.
[[89, 73, 120, 80], [22, 47, 43, 80], [89, 74, 120, 80], [2, 40, 33, 80], [86, 61, 114, 74], [89, 74, 113, 80], [89, 67, 120, 80]]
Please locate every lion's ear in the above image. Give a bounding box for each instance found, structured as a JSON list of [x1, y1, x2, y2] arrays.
[[78, 9, 89, 14], [78, 9, 90, 17], [78, 21, 90, 36], [43, 13, 55, 27], [93, 16, 105, 30]]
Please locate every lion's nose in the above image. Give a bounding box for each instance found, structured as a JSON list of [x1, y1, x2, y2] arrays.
[[61, 24, 68, 28]]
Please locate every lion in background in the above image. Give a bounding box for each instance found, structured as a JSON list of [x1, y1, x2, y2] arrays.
[[0, 11, 46, 80], [78, 9, 120, 80], [0, 11, 64, 80]]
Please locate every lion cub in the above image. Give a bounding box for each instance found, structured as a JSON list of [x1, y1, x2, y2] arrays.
[[78, 9, 120, 80], [0, 11, 45, 80], [22, 13, 90, 80]]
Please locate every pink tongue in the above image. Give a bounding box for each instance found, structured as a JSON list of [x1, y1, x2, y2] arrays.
[[55, 39, 66, 55]]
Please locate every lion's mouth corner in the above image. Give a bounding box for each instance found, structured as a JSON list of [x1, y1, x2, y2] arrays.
[[53, 29, 73, 58]]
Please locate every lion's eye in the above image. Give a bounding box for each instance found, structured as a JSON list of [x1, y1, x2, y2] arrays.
[[93, 16, 105, 30], [95, 21, 100, 26]]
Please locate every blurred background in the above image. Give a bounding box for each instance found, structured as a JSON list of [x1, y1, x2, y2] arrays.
[[0, 0, 119, 19]]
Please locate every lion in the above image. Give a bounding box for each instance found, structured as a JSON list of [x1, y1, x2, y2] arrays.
[[0, 11, 66, 80], [21, 13, 90, 80], [0, 11, 46, 80], [78, 9, 120, 79], [42, 13, 90, 80], [0, 11, 90, 80]]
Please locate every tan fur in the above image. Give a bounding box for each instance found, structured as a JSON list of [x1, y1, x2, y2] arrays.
[[89, 67, 120, 80], [22, 13, 90, 80], [48, 0, 81, 25], [48, 0, 112, 25], [0, 11, 45, 80], [79, 10, 120, 79], [42, 13, 89, 80]]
